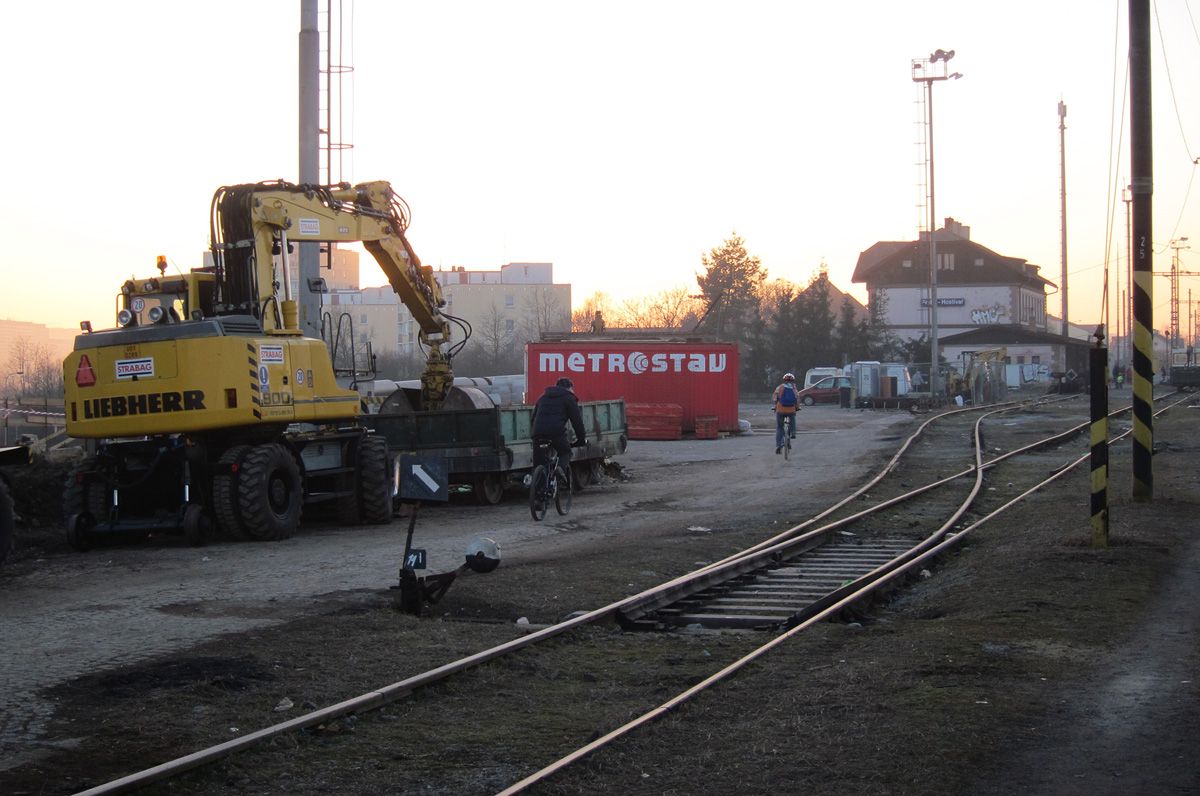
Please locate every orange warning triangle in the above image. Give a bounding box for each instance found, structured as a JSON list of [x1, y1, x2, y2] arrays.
[[75, 355, 97, 387]]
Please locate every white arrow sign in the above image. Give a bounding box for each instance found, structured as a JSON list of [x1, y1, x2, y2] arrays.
[[399, 454, 448, 501], [411, 464, 439, 493]]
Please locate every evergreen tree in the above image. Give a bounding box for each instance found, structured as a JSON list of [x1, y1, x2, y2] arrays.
[[696, 233, 766, 341], [864, 288, 901, 360], [759, 279, 801, 384], [795, 269, 837, 370], [834, 296, 869, 363], [696, 233, 767, 387]]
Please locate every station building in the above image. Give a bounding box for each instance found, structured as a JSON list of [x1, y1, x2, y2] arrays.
[[853, 218, 1090, 377]]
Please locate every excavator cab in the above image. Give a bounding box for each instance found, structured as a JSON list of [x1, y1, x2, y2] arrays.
[[116, 265, 216, 329]]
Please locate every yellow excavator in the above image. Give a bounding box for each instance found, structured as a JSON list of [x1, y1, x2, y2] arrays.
[[62, 180, 464, 548]]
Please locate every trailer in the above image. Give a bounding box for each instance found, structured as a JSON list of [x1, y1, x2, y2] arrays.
[[0, 444, 31, 564], [363, 397, 627, 505], [1168, 364, 1200, 389]]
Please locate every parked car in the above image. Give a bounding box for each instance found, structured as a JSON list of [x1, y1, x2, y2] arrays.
[[803, 367, 843, 388], [796, 375, 852, 405]]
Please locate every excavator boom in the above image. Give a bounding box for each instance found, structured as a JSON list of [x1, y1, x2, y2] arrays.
[[210, 180, 457, 407]]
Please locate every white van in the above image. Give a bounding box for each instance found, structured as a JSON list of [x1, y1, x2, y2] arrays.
[[804, 367, 841, 388]]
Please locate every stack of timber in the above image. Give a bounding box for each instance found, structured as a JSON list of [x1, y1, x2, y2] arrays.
[[626, 403, 683, 440], [693, 415, 719, 439]]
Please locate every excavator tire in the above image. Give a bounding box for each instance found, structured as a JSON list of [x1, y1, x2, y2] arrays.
[[473, 472, 505, 505], [62, 458, 110, 525], [237, 443, 302, 541], [65, 512, 94, 553], [182, 503, 210, 547], [335, 437, 363, 526], [211, 445, 252, 540], [0, 478, 13, 565], [571, 462, 591, 490], [358, 434, 393, 524]]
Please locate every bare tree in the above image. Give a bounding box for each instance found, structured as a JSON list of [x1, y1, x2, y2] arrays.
[[572, 288, 702, 332], [475, 302, 515, 371], [572, 292, 614, 332], [373, 349, 426, 381], [5, 337, 37, 396], [612, 295, 652, 328], [521, 288, 568, 342], [644, 287, 703, 329], [26, 350, 62, 410]]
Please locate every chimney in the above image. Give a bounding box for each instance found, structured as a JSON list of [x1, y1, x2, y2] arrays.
[[942, 218, 970, 240]]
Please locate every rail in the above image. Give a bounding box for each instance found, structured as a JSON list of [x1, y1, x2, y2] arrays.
[[71, 393, 1172, 795]]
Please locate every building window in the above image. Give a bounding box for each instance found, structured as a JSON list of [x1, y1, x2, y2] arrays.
[[1017, 356, 1025, 364], [902, 259, 912, 268], [505, 294, 514, 308], [1032, 355, 1041, 365], [975, 258, 984, 266], [505, 319, 514, 331], [938, 252, 955, 271], [360, 314, 367, 325]]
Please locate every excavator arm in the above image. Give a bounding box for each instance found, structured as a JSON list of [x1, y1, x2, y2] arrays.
[[210, 180, 456, 408]]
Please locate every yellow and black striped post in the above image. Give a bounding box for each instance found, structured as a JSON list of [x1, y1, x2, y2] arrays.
[[1130, 0, 1154, 500], [1089, 342, 1109, 547]]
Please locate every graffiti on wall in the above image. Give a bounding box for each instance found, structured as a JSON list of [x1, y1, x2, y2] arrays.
[[970, 304, 1008, 325]]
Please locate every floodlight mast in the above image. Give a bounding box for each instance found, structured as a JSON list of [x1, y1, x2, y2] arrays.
[[912, 48, 961, 401]]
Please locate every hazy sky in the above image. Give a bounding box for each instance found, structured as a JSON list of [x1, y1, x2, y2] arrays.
[[3, 1, 1198, 333]]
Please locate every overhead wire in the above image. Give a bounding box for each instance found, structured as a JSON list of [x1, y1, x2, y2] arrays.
[[1154, 0, 1197, 164], [1100, 0, 1128, 332], [1152, 0, 1200, 246]]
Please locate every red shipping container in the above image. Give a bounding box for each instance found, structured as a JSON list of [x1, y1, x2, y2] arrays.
[[526, 341, 739, 432]]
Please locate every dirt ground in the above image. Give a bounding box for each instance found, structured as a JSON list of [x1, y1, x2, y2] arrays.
[[1, 396, 1198, 795]]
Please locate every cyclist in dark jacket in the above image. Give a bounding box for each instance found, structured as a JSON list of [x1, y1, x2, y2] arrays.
[[531, 377, 587, 473]]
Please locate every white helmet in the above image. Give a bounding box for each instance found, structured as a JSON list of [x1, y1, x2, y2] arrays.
[[465, 537, 501, 573]]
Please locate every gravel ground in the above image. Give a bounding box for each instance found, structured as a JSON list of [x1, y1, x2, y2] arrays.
[[1, 395, 1197, 794]]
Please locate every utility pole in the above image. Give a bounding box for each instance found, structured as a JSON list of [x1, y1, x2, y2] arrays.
[[298, 0, 321, 339], [1129, 0, 1154, 500], [1059, 101, 1069, 338], [1123, 184, 1133, 367]]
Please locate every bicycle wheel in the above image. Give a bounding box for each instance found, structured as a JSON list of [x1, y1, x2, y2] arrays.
[[554, 464, 573, 515], [784, 418, 792, 460], [528, 465, 548, 521]]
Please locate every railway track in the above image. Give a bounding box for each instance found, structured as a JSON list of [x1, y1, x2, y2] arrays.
[[73, 392, 1185, 795], [616, 395, 1091, 631]]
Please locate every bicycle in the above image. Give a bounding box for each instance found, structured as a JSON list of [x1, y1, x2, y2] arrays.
[[780, 413, 793, 460], [529, 438, 572, 521]]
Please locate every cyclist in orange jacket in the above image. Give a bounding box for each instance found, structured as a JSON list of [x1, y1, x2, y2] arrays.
[[772, 373, 799, 454]]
